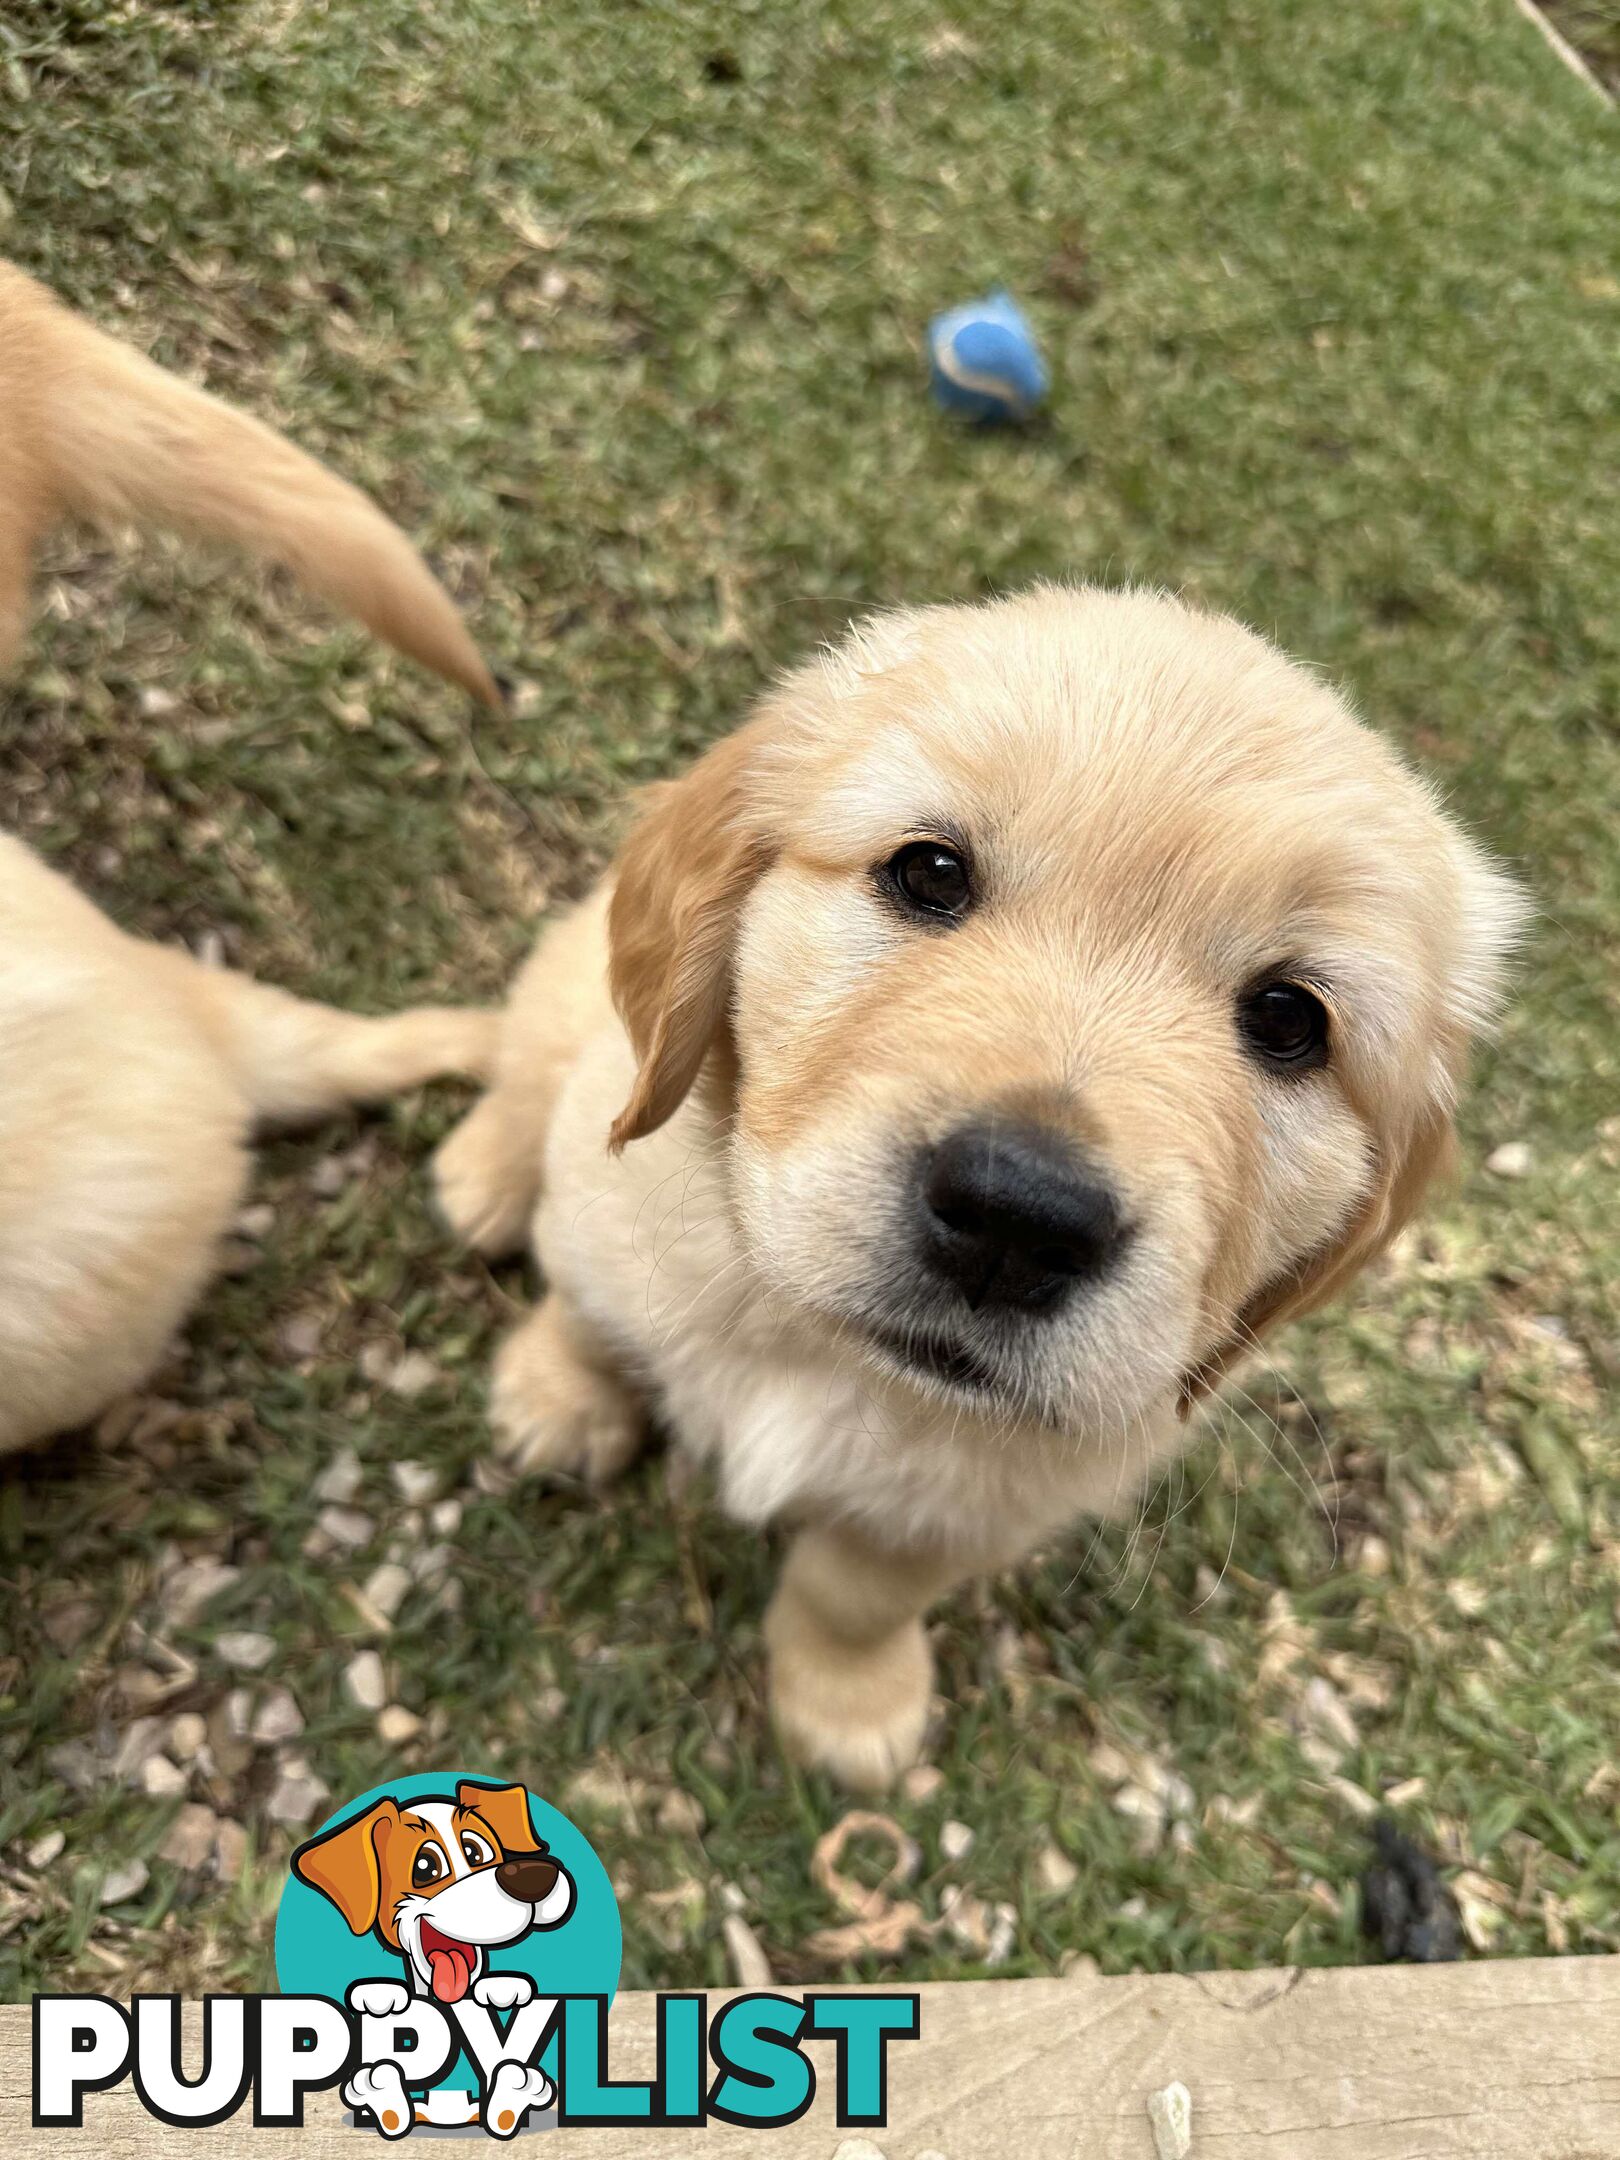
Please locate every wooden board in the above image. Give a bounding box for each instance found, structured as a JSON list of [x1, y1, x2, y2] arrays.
[[5, 1961, 1620, 2156]]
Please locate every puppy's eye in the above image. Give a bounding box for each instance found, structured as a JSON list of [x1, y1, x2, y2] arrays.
[[460, 1833, 493, 1868], [412, 1845, 446, 1887], [883, 840, 972, 920], [1238, 982, 1330, 1072]]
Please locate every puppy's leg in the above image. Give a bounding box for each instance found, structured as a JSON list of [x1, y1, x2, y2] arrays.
[[490, 1297, 644, 1485], [436, 889, 617, 1257], [764, 1525, 970, 1792], [434, 1089, 544, 1259]]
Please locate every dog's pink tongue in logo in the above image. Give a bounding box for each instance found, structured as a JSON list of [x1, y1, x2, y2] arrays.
[[421, 1923, 473, 2003]]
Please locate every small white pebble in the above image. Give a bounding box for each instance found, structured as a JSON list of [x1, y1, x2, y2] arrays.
[[902, 1763, 945, 1802], [250, 1687, 304, 1745], [1147, 2079, 1193, 2160], [317, 1505, 374, 1551], [1486, 1140, 1533, 1179], [113, 1715, 165, 1780], [364, 1561, 412, 1619], [387, 1351, 440, 1400], [1036, 1839, 1079, 1895], [215, 1630, 274, 1672], [168, 1712, 207, 1761], [267, 1763, 329, 1829], [99, 1859, 150, 1907], [162, 1559, 240, 1626], [27, 1830, 66, 1870], [409, 1542, 452, 1585], [391, 1460, 441, 1505], [1357, 1534, 1392, 1577], [939, 1819, 975, 1862], [430, 1498, 463, 1537], [140, 1754, 187, 1797], [162, 1803, 220, 1872], [280, 1312, 325, 1361], [345, 1652, 387, 1712], [377, 1704, 423, 1746], [314, 1449, 364, 1505]]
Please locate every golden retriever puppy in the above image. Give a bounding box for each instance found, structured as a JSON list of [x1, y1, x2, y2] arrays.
[[0, 258, 498, 699], [0, 832, 494, 1455], [437, 586, 1522, 1789], [0, 264, 502, 1452]]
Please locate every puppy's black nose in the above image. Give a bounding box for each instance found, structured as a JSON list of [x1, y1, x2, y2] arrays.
[[496, 1853, 560, 1903], [917, 1123, 1127, 1313]]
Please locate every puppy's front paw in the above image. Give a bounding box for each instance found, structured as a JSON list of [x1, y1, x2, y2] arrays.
[[765, 1610, 932, 1793], [490, 1316, 641, 1486], [345, 2062, 414, 2139], [472, 1972, 535, 2012], [433, 1099, 534, 1260], [347, 1979, 411, 2019], [484, 2061, 554, 2137]]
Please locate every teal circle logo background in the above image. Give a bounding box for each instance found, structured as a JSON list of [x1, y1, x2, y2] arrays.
[[274, 1771, 621, 2082]]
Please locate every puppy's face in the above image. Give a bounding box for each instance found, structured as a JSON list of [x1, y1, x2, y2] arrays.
[[292, 1781, 575, 2004], [609, 589, 1520, 1443]]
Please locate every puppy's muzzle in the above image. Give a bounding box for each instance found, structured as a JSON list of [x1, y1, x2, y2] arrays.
[[915, 1122, 1128, 1314], [496, 1853, 560, 1903]]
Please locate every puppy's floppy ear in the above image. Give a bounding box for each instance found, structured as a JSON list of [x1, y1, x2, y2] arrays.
[[1180, 1102, 1455, 1413], [608, 718, 774, 1150], [291, 1799, 399, 1934], [456, 1779, 536, 1854], [1183, 825, 1526, 1413]]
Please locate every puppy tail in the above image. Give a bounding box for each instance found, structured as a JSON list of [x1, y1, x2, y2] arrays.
[[197, 968, 498, 1128], [23, 267, 501, 703]]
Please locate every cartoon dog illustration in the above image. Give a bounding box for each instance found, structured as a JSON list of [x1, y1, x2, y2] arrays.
[[293, 1780, 574, 2136]]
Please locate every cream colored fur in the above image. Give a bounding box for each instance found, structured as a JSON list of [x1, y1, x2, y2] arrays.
[[0, 259, 501, 1454], [0, 833, 494, 1455], [438, 586, 1524, 1789], [0, 258, 498, 700]]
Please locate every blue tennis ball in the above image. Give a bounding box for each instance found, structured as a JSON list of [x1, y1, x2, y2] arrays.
[[927, 289, 1048, 424]]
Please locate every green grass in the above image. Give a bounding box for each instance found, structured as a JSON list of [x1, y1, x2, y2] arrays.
[[1, 0, 1618, 1998]]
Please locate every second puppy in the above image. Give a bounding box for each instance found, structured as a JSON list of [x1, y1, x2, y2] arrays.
[[0, 257, 501, 1453], [0, 832, 493, 1456]]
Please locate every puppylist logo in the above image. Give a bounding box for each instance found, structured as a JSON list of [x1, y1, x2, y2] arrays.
[[32, 1771, 920, 2140]]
